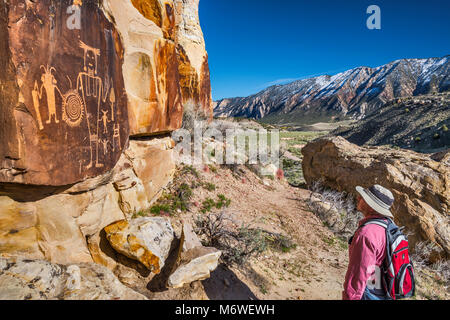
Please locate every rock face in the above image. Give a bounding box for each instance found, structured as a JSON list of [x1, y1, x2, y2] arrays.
[[114, 137, 176, 216], [0, 258, 147, 300], [0, 0, 129, 186], [104, 217, 175, 274], [302, 137, 450, 258], [103, 0, 212, 137], [0, 0, 212, 186], [174, 0, 212, 114]]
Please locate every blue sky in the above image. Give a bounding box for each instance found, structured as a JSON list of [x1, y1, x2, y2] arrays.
[[199, 0, 450, 100]]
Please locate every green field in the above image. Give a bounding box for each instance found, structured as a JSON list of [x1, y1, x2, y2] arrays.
[[279, 131, 329, 187]]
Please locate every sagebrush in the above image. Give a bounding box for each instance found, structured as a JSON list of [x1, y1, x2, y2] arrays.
[[194, 212, 296, 266]]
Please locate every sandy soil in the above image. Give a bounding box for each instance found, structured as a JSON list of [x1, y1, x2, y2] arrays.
[[167, 164, 349, 300]]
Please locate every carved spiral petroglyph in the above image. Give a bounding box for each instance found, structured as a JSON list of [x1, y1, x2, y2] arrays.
[[62, 90, 85, 127]]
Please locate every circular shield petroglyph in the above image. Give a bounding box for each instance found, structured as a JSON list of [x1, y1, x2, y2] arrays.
[[62, 90, 85, 127]]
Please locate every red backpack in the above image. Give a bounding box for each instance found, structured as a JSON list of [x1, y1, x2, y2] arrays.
[[350, 217, 416, 300]]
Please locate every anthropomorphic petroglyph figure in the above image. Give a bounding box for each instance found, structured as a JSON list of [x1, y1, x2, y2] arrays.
[[32, 65, 63, 127], [76, 40, 111, 169], [100, 139, 109, 155], [31, 81, 44, 130], [99, 109, 110, 134]]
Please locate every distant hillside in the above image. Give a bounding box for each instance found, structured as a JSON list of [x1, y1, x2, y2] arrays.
[[214, 56, 450, 125], [332, 93, 450, 153]]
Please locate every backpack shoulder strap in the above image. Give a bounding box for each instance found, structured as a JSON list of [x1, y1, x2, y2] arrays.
[[362, 218, 389, 229], [348, 218, 390, 245]]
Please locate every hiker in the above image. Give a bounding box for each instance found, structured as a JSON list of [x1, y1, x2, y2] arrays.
[[342, 185, 396, 300]]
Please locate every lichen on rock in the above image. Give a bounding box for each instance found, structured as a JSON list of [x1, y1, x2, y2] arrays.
[[104, 217, 175, 274]]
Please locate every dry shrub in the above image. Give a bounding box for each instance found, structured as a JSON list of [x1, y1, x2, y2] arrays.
[[194, 211, 295, 266], [182, 101, 209, 133], [412, 241, 450, 287], [307, 180, 363, 238]]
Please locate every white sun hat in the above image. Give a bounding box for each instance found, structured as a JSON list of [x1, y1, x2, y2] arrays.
[[356, 185, 395, 218]]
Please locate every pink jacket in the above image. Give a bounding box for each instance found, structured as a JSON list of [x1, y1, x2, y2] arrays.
[[342, 215, 387, 300]]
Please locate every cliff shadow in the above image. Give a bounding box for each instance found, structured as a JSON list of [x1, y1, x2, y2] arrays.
[[0, 182, 74, 202]]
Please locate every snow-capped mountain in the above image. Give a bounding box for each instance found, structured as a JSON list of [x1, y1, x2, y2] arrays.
[[213, 56, 450, 123]]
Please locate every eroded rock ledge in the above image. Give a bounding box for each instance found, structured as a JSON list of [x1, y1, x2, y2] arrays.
[[0, 138, 176, 265]]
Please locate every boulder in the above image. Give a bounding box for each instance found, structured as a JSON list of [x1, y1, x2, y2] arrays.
[[302, 137, 450, 258], [167, 221, 221, 288], [168, 246, 221, 289], [104, 217, 175, 273], [0, 258, 147, 300]]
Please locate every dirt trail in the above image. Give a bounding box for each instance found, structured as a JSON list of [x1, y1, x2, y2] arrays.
[[177, 165, 349, 300]]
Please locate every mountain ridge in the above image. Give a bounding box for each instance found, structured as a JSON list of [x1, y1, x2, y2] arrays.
[[214, 55, 450, 124]]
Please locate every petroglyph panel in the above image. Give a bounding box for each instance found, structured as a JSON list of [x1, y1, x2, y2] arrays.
[[0, 0, 129, 186]]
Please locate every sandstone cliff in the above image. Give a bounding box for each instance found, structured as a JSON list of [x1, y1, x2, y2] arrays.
[[0, 0, 212, 186], [0, 0, 215, 297], [103, 0, 212, 137], [302, 137, 449, 259]]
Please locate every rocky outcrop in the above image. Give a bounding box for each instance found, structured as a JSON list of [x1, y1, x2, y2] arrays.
[[302, 137, 449, 258], [0, 139, 176, 265], [0, 0, 215, 298], [0, 258, 147, 300]]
